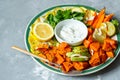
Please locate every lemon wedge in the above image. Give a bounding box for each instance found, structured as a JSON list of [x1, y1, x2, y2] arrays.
[[100, 23, 107, 32], [106, 22, 116, 36], [93, 28, 106, 43], [33, 23, 54, 41]]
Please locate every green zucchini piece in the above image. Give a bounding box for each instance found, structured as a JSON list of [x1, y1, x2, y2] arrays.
[[71, 54, 89, 62]]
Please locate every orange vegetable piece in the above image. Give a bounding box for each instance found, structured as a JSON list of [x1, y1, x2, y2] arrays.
[[83, 40, 91, 48], [87, 12, 97, 26], [95, 13, 105, 28], [55, 53, 64, 64], [103, 13, 114, 22], [46, 53, 54, 62], [99, 49, 107, 63], [73, 62, 81, 71], [92, 8, 105, 28], [58, 42, 68, 50], [105, 38, 117, 49], [38, 53, 46, 59], [111, 44, 117, 50], [65, 57, 71, 62], [62, 62, 73, 72], [106, 51, 114, 58], [102, 42, 112, 51], [90, 42, 100, 51], [44, 50, 49, 54], [38, 43, 49, 49], [88, 28, 93, 36], [49, 47, 56, 55], [92, 15, 98, 28], [102, 39, 113, 51], [87, 20, 93, 26], [57, 50, 65, 55], [65, 46, 72, 52], [57, 42, 71, 55], [88, 35, 93, 43], [73, 62, 89, 71], [38, 48, 48, 53], [89, 51, 101, 66]]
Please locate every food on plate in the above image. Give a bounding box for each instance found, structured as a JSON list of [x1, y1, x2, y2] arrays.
[[33, 23, 54, 41], [28, 6, 119, 73], [106, 22, 116, 36], [54, 19, 88, 46], [66, 46, 90, 62], [45, 8, 85, 28]]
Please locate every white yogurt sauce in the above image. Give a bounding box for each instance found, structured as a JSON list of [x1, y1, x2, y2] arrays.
[[60, 24, 81, 43], [55, 19, 88, 46], [59, 20, 87, 44]]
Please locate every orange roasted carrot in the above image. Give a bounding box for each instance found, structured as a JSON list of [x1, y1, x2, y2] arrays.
[[87, 12, 97, 26], [92, 8, 106, 28], [91, 13, 98, 28], [90, 42, 100, 51], [87, 20, 93, 26], [103, 13, 114, 22], [95, 13, 105, 28]]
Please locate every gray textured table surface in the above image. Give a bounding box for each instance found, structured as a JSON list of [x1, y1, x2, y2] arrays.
[[1, 0, 120, 80]]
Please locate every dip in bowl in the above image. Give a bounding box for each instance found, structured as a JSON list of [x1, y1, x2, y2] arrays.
[[54, 19, 88, 46]]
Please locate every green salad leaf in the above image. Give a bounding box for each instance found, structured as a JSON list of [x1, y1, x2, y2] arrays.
[[45, 9, 85, 28], [111, 19, 119, 27], [111, 19, 120, 33]]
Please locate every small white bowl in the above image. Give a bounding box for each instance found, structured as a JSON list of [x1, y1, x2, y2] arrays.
[[54, 19, 88, 46]]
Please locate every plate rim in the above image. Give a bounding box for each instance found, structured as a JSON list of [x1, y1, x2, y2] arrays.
[[24, 4, 120, 76]]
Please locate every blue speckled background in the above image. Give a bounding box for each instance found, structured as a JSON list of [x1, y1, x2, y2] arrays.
[[0, 0, 120, 80]]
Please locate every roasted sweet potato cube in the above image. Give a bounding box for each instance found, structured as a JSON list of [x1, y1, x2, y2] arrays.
[[73, 62, 89, 71], [55, 53, 64, 64], [99, 49, 107, 63], [83, 40, 91, 48], [89, 51, 101, 66], [102, 41, 112, 51], [62, 62, 73, 72], [106, 51, 114, 58], [90, 42, 100, 51]]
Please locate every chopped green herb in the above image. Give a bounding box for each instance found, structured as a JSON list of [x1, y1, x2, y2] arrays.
[[45, 9, 85, 28], [111, 19, 119, 27], [111, 19, 120, 33]]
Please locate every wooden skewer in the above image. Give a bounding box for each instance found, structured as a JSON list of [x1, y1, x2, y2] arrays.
[[11, 46, 61, 68]]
